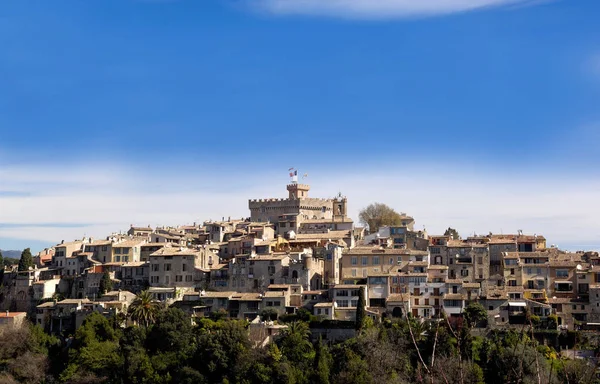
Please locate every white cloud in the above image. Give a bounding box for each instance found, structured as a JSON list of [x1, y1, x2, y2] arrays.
[[1, 161, 599, 252], [247, 0, 542, 19]]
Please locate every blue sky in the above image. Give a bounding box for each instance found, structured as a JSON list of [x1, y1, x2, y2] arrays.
[[1, 0, 600, 253]]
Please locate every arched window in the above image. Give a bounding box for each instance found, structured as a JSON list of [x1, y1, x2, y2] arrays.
[[292, 270, 299, 279]]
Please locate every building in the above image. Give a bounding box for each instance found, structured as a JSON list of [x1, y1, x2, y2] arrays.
[[0, 312, 27, 328], [248, 181, 348, 237]]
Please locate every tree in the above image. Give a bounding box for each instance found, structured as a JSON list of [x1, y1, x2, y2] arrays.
[[358, 203, 404, 234], [0, 250, 4, 268], [464, 303, 488, 328], [18, 248, 34, 271], [444, 227, 460, 240], [98, 272, 112, 296], [128, 290, 161, 327], [355, 287, 366, 331]]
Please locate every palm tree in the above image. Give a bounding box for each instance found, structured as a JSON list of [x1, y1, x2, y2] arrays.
[[128, 290, 161, 327]]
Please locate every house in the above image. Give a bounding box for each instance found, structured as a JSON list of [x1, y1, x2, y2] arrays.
[[149, 247, 207, 288], [330, 284, 367, 321], [0, 312, 27, 328], [313, 302, 335, 320], [127, 225, 153, 238]]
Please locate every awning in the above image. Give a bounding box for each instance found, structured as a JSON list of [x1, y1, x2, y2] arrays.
[[508, 301, 527, 307], [554, 280, 572, 284]]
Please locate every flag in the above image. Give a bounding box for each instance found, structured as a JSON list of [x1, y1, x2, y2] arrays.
[[288, 167, 294, 171]]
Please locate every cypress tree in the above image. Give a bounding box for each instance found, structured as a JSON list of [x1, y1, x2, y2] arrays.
[[17, 248, 34, 271], [355, 286, 366, 331], [99, 271, 113, 296]]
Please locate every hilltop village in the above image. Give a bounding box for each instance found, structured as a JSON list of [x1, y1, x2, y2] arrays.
[[1, 180, 598, 337]]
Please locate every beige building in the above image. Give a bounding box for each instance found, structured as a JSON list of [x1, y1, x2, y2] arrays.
[[53, 239, 88, 269], [0, 312, 27, 328], [248, 183, 348, 236], [111, 239, 146, 263], [341, 247, 428, 281], [149, 247, 206, 288]]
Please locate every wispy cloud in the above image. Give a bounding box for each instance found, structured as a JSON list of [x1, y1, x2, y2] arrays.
[[246, 0, 546, 19], [1, 160, 599, 252]]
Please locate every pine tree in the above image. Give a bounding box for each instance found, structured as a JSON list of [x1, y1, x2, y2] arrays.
[[17, 248, 33, 271], [0, 250, 4, 267], [355, 286, 366, 331], [99, 272, 113, 296]]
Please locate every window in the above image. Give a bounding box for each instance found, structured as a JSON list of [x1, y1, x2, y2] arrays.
[[478, 257, 483, 264], [373, 256, 380, 265], [537, 268, 542, 275], [389, 258, 393, 265], [165, 276, 170, 284], [556, 269, 569, 278], [415, 298, 419, 305], [151, 276, 159, 283], [152, 264, 159, 272], [115, 248, 121, 254], [123, 256, 129, 262], [397, 256, 402, 265], [460, 269, 469, 277], [123, 248, 130, 254], [183, 264, 187, 272], [362, 257, 368, 266], [185, 275, 192, 282], [102, 246, 107, 251], [352, 269, 357, 277], [336, 300, 349, 307], [176, 275, 182, 282], [527, 268, 532, 275], [164, 264, 171, 271], [362, 269, 367, 278], [115, 256, 121, 262], [351, 299, 358, 307], [351, 257, 358, 266], [337, 290, 349, 297]]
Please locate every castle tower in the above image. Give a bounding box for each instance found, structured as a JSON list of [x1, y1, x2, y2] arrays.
[[287, 183, 310, 200], [333, 193, 348, 219]]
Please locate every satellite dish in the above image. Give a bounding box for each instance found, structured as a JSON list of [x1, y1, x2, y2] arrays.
[[576, 264, 583, 270]]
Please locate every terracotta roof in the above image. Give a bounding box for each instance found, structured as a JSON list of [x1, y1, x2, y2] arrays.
[[202, 291, 236, 298], [114, 239, 146, 248], [333, 284, 364, 289], [230, 293, 262, 301], [345, 247, 427, 256], [0, 312, 26, 318], [444, 293, 465, 300], [387, 294, 409, 302], [428, 265, 449, 270], [150, 247, 201, 257], [264, 291, 286, 298]]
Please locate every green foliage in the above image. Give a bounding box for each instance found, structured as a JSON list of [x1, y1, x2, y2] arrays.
[[99, 272, 112, 296], [0, 308, 595, 384], [355, 287, 366, 331], [464, 302, 488, 328], [17, 248, 34, 271], [358, 203, 405, 233], [444, 227, 460, 240], [129, 290, 161, 327]]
